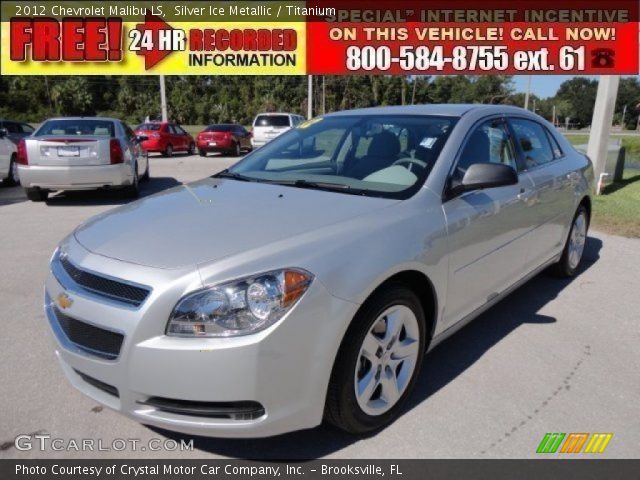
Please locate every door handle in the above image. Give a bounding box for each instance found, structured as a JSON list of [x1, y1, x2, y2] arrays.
[[517, 188, 532, 202]]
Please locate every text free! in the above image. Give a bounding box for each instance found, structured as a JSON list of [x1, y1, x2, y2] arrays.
[[10, 18, 123, 61]]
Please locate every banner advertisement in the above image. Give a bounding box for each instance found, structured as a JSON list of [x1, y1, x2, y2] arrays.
[[1, 1, 638, 75]]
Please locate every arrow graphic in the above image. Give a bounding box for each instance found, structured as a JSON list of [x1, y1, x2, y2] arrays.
[[133, 14, 177, 70]]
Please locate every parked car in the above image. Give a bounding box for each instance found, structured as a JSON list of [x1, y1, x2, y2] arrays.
[[0, 119, 35, 144], [251, 112, 305, 148], [135, 122, 195, 157], [44, 105, 593, 437], [196, 124, 252, 157], [0, 127, 19, 186], [18, 117, 149, 201]]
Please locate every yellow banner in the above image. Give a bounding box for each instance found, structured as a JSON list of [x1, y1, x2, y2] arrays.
[[1, 20, 306, 75]]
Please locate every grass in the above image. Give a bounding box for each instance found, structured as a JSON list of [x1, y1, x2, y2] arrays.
[[564, 133, 640, 158], [562, 134, 640, 237], [590, 171, 640, 238]]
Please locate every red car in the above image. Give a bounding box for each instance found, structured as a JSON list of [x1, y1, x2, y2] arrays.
[[196, 124, 252, 157], [135, 122, 195, 157]]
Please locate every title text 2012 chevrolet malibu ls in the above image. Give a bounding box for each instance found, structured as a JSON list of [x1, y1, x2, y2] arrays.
[[45, 105, 593, 437]]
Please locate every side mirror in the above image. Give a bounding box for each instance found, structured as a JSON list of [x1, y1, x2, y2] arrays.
[[0, 128, 7, 138], [451, 163, 518, 196], [136, 135, 148, 142]]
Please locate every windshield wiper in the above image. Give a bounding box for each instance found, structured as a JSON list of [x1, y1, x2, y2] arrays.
[[213, 170, 255, 182], [270, 179, 369, 195]]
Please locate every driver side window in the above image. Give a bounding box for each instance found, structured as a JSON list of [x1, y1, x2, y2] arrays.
[[456, 119, 516, 177]]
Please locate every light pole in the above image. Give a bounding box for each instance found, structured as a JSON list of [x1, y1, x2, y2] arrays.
[[524, 76, 532, 110], [587, 76, 620, 194], [159, 75, 168, 122]]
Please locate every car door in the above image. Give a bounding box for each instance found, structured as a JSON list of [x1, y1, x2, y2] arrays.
[[507, 118, 574, 270], [121, 122, 146, 176], [167, 124, 181, 150], [442, 117, 538, 325], [175, 125, 191, 150]]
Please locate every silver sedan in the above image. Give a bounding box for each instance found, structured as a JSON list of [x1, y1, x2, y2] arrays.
[[44, 105, 593, 437], [18, 117, 148, 201]]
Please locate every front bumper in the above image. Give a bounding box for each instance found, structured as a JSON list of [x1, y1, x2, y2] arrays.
[[44, 240, 358, 438], [18, 164, 132, 190]]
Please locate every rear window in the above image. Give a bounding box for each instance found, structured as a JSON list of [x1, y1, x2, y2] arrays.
[[254, 115, 291, 127], [136, 123, 161, 131], [35, 120, 115, 137], [206, 125, 235, 132]]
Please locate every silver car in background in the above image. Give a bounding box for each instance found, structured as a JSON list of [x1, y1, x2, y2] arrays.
[[18, 117, 149, 202], [44, 105, 593, 437]]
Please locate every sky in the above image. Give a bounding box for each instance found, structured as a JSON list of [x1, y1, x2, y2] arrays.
[[512, 75, 639, 99], [512, 75, 594, 99]]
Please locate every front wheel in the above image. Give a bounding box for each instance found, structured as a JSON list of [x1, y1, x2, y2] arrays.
[[551, 205, 589, 277], [232, 142, 241, 157], [324, 285, 426, 434], [164, 144, 173, 157], [188, 143, 195, 155]]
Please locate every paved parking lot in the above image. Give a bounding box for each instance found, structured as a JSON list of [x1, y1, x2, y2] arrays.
[[1, 153, 639, 459]]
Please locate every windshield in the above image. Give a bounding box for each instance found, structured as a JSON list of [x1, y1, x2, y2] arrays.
[[254, 115, 290, 127], [227, 115, 457, 199], [136, 123, 161, 131], [36, 119, 115, 137]]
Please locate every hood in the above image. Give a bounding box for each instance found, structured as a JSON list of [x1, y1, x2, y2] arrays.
[[74, 178, 398, 269]]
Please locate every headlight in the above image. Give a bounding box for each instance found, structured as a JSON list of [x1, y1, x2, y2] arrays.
[[166, 269, 313, 337]]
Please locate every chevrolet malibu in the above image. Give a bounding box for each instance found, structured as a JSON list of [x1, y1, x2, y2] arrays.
[[45, 105, 593, 437]]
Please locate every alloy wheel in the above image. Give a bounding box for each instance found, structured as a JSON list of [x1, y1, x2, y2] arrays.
[[568, 211, 587, 270], [354, 305, 420, 416]]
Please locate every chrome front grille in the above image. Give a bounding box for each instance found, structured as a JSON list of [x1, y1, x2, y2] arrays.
[[53, 308, 124, 360], [56, 253, 150, 307]]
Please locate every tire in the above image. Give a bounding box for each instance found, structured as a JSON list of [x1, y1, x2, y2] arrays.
[[188, 143, 195, 155], [140, 157, 150, 182], [232, 142, 241, 157], [4, 154, 19, 186], [122, 163, 140, 199], [324, 284, 426, 434], [25, 188, 48, 202], [551, 205, 589, 278], [164, 144, 173, 157], [198, 149, 207, 157]]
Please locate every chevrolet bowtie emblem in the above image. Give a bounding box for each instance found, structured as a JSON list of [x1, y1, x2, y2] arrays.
[[56, 293, 73, 310]]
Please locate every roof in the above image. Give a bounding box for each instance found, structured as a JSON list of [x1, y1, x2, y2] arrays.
[[254, 112, 298, 116], [43, 117, 121, 122], [325, 104, 531, 118]]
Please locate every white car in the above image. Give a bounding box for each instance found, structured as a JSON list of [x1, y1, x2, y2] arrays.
[[251, 112, 305, 148], [18, 117, 149, 201], [0, 127, 19, 186]]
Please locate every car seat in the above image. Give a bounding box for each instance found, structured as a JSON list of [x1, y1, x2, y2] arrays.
[[345, 130, 401, 179]]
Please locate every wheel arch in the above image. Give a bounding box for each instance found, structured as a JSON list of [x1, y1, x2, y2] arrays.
[[579, 195, 592, 224], [358, 269, 438, 345]]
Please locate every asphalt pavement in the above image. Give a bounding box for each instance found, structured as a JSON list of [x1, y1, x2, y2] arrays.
[[0, 153, 638, 459]]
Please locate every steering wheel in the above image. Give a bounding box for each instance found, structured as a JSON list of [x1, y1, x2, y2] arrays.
[[392, 157, 429, 173]]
